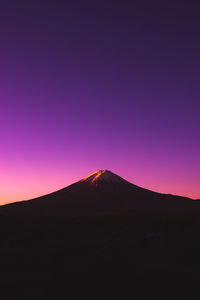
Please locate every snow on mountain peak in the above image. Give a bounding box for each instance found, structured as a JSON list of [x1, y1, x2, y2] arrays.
[[81, 170, 128, 185]]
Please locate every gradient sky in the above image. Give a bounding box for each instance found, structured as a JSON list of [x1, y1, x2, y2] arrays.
[[0, 0, 200, 204]]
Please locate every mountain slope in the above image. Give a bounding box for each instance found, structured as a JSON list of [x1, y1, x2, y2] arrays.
[[0, 170, 200, 295], [0, 169, 195, 220]]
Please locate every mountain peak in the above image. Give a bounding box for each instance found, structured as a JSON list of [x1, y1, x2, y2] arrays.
[[81, 169, 128, 185]]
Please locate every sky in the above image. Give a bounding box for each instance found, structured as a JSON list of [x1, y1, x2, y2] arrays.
[[0, 0, 200, 204]]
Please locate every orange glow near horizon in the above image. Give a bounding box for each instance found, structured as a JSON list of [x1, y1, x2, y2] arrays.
[[0, 168, 199, 206]]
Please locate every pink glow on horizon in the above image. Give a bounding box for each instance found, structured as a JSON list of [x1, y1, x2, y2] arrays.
[[1, 2, 200, 204], [0, 162, 199, 205]]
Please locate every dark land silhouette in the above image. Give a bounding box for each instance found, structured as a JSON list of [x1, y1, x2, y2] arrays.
[[0, 170, 200, 298]]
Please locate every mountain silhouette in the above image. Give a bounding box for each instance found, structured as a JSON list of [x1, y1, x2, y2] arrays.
[[0, 169, 196, 221], [0, 170, 200, 297]]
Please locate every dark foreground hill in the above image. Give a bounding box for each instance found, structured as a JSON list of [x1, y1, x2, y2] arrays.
[[0, 170, 200, 298]]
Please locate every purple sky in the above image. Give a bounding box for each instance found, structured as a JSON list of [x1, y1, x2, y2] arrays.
[[1, 1, 200, 203]]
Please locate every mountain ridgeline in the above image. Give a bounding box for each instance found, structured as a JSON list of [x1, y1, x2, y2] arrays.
[[0, 170, 200, 296], [0, 169, 197, 220]]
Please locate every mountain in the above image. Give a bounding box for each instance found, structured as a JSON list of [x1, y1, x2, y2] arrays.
[[0, 170, 200, 296], [0, 169, 196, 221]]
